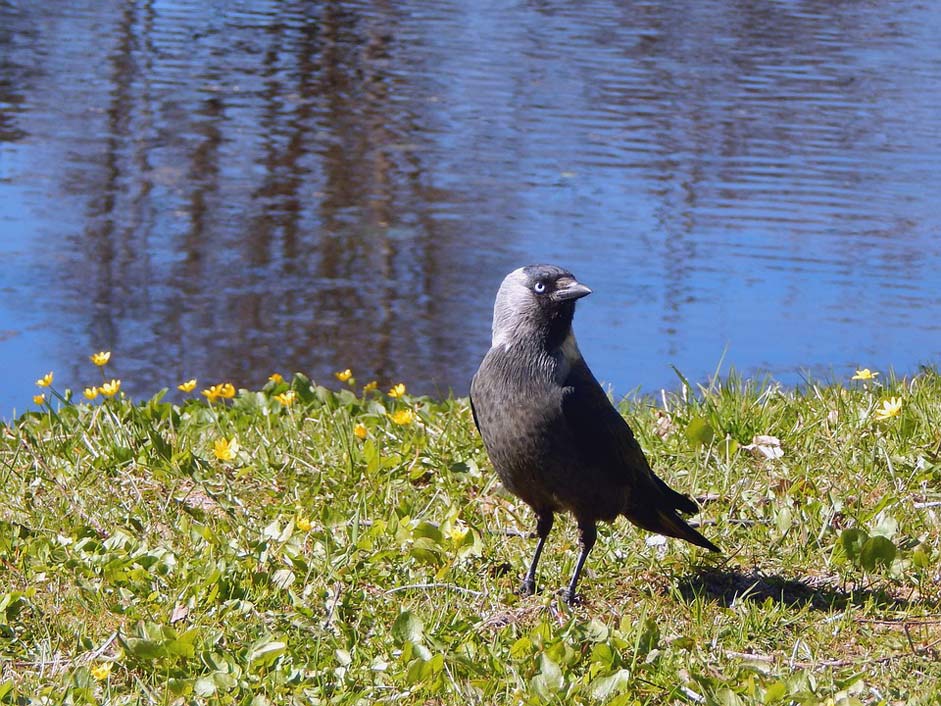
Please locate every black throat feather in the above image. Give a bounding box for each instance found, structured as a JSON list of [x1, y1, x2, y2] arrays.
[[543, 301, 576, 351]]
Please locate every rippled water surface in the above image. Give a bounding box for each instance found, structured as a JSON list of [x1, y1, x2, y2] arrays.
[[2, 1, 940, 415]]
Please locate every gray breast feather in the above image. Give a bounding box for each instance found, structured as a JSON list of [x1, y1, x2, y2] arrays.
[[471, 344, 625, 517]]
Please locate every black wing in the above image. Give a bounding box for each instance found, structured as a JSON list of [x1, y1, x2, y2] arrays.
[[561, 358, 697, 514]]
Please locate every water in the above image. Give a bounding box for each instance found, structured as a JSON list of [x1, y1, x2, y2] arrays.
[[2, 0, 940, 417]]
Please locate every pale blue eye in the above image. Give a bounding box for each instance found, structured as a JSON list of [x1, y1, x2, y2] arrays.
[[534, 282, 546, 293]]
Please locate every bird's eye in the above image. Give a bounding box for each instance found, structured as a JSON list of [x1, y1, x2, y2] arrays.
[[534, 282, 546, 294]]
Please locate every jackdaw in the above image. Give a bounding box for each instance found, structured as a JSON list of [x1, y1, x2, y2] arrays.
[[470, 264, 719, 603]]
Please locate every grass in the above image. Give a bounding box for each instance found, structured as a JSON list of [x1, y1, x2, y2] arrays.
[[2, 367, 941, 704]]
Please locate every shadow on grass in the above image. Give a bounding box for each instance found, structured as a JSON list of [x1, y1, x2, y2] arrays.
[[675, 567, 927, 612]]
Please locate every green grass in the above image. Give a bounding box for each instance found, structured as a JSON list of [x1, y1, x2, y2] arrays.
[[2, 368, 941, 704]]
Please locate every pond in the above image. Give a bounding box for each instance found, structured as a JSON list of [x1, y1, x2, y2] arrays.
[[2, 0, 940, 417]]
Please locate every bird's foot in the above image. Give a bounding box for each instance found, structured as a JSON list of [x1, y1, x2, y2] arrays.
[[519, 577, 536, 596], [562, 589, 582, 606]]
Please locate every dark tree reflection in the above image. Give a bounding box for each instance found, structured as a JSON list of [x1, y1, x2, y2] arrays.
[[1, 0, 939, 413]]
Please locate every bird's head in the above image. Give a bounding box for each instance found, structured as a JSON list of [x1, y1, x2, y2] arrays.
[[491, 265, 592, 350]]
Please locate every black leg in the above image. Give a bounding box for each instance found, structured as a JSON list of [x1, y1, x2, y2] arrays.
[[520, 512, 553, 595], [564, 522, 597, 605]]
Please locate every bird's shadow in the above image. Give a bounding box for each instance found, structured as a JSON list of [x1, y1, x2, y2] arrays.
[[675, 566, 927, 612]]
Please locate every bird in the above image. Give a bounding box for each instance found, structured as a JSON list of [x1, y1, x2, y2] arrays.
[[470, 264, 719, 604]]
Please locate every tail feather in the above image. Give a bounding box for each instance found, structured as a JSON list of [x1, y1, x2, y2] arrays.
[[653, 508, 720, 553], [628, 474, 719, 552], [656, 478, 698, 515]]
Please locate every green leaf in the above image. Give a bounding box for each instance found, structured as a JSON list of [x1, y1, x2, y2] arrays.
[[122, 638, 166, 660], [392, 611, 424, 646], [860, 536, 896, 572], [530, 653, 564, 698], [719, 436, 740, 459], [213, 671, 238, 690], [262, 519, 282, 539], [763, 680, 788, 702], [685, 417, 715, 449], [336, 388, 358, 406], [840, 528, 869, 563], [0, 681, 14, 700], [585, 619, 609, 643], [509, 636, 532, 659], [364, 440, 380, 474], [148, 429, 173, 461], [455, 528, 484, 559], [635, 617, 659, 657], [913, 545, 932, 569], [404, 658, 424, 685], [590, 668, 632, 701], [406, 655, 437, 684], [409, 537, 445, 566], [248, 639, 287, 668], [194, 677, 216, 697], [410, 521, 443, 543], [871, 512, 898, 540], [428, 652, 445, 674], [716, 687, 744, 706], [590, 643, 615, 669], [166, 637, 196, 659], [0, 592, 26, 619]]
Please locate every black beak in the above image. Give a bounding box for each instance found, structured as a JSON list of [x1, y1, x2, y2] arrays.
[[553, 277, 592, 302]]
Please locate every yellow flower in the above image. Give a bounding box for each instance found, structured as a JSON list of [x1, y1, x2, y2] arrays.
[[335, 368, 353, 383], [353, 423, 368, 440], [202, 382, 235, 401], [33, 393, 45, 405], [874, 396, 903, 421], [90, 662, 112, 681], [99, 379, 121, 397], [275, 390, 297, 406], [296, 516, 312, 532], [388, 383, 406, 398], [447, 521, 469, 543], [178, 378, 197, 393], [268, 373, 284, 384], [213, 437, 238, 461], [36, 372, 53, 388], [362, 381, 378, 393], [852, 368, 879, 381], [389, 408, 414, 425], [83, 387, 99, 400], [90, 351, 111, 367]]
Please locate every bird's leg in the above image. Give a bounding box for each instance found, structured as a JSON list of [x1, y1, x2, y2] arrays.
[[564, 522, 597, 605], [520, 513, 553, 595]]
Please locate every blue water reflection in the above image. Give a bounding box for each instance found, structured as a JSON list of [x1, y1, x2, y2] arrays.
[[1, 1, 939, 416]]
